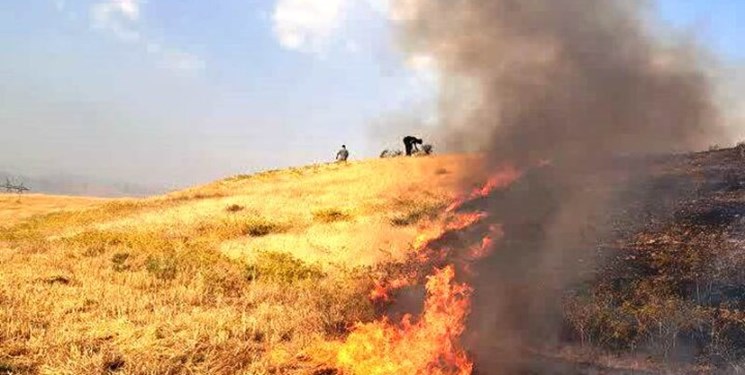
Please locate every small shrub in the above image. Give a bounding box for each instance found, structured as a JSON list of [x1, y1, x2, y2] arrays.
[[709, 144, 720, 151], [83, 245, 106, 257], [245, 252, 324, 284], [103, 354, 125, 373], [111, 252, 131, 272], [390, 200, 445, 226], [313, 209, 351, 223], [311, 270, 376, 337], [226, 204, 245, 213], [43, 275, 71, 285], [195, 218, 285, 240], [200, 259, 250, 298], [245, 222, 278, 237], [169, 192, 226, 202], [226, 174, 253, 182], [145, 255, 178, 281], [0, 362, 18, 375]]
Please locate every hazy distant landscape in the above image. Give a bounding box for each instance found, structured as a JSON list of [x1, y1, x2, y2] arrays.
[[0, 171, 162, 197]]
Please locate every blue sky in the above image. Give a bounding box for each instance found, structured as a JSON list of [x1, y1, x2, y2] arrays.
[[658, 0, 745, 61], [0, 0, 742, 188]]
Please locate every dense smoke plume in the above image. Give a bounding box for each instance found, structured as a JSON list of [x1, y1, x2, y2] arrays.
[[394, 0, 721, 163], [389, 0, 724, 372]]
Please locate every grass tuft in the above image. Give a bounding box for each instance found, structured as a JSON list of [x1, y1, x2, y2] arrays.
[[111, 252, 131, 272], [313, 208, 351, 223], [0, 362, 17, 375], [225, 204, 245, 213], [145, 255, 178, 281], [390, 200, 446, 226], [43, 275, 72, 285], [246, 252, 324, 284], [195, 217, 285, 240], [103, 354, 125, 373]]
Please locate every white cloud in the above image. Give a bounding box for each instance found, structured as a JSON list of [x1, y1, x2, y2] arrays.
[[91, 0, 142, 42], [361, 0, 418, 21], [91, 0, 141, 26], [272, 0, 347, 52], [88, 0, 205, 73], [269, 0, 422, 54], [160, 50, 206, 73], [364, 0, 390, 15]]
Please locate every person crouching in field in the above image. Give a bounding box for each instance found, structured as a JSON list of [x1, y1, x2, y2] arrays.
[[403, 136, 424, 156], [336, 145, 349, 162]]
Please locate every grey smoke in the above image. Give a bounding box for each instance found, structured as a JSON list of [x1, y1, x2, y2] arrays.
[[394, 0, 722, 165], [389, 0, 725, 371]]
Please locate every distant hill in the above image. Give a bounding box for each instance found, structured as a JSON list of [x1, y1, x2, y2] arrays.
[[0, 171, 162, 197]]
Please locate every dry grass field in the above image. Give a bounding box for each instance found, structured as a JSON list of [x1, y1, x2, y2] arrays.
[[0, 155, 483, 374], [0, 194, 115, 227]]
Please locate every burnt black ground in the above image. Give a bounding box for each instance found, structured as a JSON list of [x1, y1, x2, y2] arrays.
[[462, 147, 745, 374]]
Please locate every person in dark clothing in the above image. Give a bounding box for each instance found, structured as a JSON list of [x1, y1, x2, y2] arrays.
[[403, 136, 424, 156], [336, 145, 349, 162]]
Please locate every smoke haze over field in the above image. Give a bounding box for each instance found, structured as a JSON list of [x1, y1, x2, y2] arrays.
[[386, 0, 728, 371], [391, 0, 724, 164]]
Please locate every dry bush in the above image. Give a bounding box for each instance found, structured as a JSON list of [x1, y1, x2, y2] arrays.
[[225, 204, 244, 213], [145, 255, 179, 281], [191, 217, 287, 240], [313, 209, 351, 223], [245, 251, 325, 284], [0, 362, 20, 375], [167, 192, 227, 202], [390, 199, 446, 226]]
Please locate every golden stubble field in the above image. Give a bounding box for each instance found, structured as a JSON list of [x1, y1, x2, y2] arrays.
[[0, 155, 483, 374]]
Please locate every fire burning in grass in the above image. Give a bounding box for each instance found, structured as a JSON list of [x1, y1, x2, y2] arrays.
[[314, 168, 521, 374], [467, 225, 503, 261], [447, 165, 521, 213], [338, 266, 472, 375], [370, 275, 415, 303], [416, 212, 487, 251]]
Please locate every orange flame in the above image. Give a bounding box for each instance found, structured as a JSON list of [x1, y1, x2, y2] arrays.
[[447, 165, 521, 212], [467, 224, 504, 260], [414, 212, 487, 253], [447, 212, 488, 232], [370, 276, 415, 302], [337, 266, 473, 375]]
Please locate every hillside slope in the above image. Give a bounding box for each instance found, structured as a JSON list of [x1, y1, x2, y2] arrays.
[[3, 150, 745, 374], [0, 155, 482, 374], [0, 194, 115, 226]]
